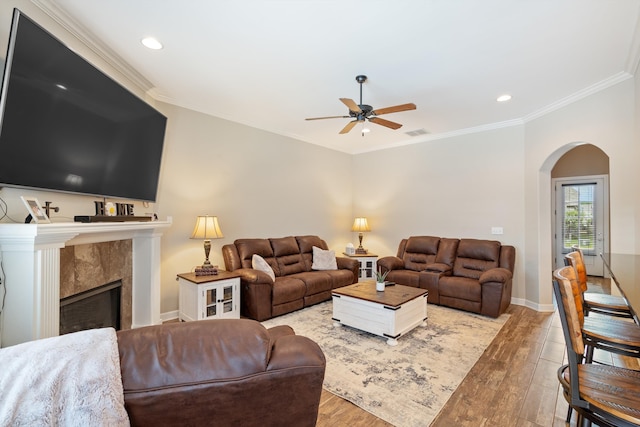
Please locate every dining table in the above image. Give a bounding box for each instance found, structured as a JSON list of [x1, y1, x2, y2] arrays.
[[601, 253, 640, 313]]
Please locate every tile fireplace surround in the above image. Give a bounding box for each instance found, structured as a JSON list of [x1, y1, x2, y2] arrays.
[[0, 220, 171, 347]]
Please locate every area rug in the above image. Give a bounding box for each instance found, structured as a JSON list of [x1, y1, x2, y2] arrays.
[[262, 301, 509, 427]]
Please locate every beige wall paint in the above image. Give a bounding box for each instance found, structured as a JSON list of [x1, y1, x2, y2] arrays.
[[153, 103, 353, 313], [351, 126, 527, 304], [524, 78, 637, 309]]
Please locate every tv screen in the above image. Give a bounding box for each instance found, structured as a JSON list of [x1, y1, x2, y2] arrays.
[[0, 9, 167, 202]]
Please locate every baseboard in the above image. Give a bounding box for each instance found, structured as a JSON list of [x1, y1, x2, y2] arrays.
[[161, 310, 179, 323], [510, 297, 555, 313]]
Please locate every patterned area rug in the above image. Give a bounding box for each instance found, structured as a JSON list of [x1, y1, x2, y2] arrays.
[[263, 300, 509, 426]]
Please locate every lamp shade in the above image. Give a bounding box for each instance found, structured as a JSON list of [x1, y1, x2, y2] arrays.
[[190, 215, 224, 240], [351, 217, 371, 233]]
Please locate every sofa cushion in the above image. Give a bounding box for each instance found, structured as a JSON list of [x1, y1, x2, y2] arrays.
[[322, 269, 355, 288], [272, 277, 306, 305], [236, 239, 275, 269], [252, 254, 275, 282], [296, 235, 328, 270], [289, 271, 332, 295], [435, 238, 459, 266], [387, 270, 421, 287], [271, 237, 306, 276], [311, 246, 337, 270], [439, 276, 482, 302], [452, 239, 500, 279], [402, 236, 440, 271]]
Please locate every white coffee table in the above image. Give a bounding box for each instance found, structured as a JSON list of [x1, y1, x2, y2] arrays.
[[332, 281, 428, 346]]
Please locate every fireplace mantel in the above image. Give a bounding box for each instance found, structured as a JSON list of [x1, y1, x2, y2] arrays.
[[0, 220, 171, 347]]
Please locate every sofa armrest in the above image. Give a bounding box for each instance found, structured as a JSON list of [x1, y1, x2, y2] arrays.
[[378, 256, 404, 272], [479, 268, 513, 317], [235, 267, 274, 284], [479, 267, 513, 285], [336, 257, 359, 284]]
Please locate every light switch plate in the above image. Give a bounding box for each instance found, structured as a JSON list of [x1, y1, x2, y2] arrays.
[[491, 227, 504, 235]]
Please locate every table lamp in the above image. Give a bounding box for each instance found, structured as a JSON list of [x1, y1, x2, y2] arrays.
[[190, 215, 224, 276], [351, 217, 370, 254]]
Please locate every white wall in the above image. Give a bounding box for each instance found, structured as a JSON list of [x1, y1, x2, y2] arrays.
[[351, 126, 527, 303], [523, 77, 637, 309], [153, 103, 353, 313]]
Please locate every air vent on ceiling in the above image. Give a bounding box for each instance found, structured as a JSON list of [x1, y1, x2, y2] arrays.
[[405, 129, 429, 137]]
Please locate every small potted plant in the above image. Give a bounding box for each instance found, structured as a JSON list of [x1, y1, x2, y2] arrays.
[[374, 269, 388, 291]]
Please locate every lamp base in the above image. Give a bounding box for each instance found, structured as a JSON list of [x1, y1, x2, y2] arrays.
[[355, 247, 368, 254], [195, 265, 218, 276]]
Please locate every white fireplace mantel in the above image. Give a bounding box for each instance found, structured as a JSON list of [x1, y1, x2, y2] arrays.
[[0, 220, 171, 347]]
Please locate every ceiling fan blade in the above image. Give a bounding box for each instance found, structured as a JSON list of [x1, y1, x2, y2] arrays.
[[340, 98, 362, 113], [305, 115, 351, 121], [339, 120, 359, 134], [368, 116, 403, 130], [372, 103, 416, 116]]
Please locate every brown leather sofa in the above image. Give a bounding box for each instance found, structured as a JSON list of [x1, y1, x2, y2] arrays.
[[222, 235, 359, 321], [118, 319, 326, 426], [378, 236, 515, 317]]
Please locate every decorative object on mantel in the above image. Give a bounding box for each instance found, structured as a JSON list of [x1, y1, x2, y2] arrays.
[[351, 217, 370, 254], [20, 196, 50, 224], [190, 215, 224, 276]]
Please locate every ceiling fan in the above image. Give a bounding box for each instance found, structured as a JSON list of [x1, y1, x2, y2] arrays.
[[305, 75, 416, 134]]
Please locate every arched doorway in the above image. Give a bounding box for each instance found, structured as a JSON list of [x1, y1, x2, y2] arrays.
[[551, 144, 610, 275]]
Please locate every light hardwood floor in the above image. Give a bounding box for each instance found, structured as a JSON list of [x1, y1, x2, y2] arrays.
[[316, 276, 636, 427]]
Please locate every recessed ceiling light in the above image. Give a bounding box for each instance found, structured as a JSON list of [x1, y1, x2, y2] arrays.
[[497, 94, 512, 102], [56, 83, 67, 90], [141, 37, 163, 50]]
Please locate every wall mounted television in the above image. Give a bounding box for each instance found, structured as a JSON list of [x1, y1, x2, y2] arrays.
[[0, 9, 167, 202]]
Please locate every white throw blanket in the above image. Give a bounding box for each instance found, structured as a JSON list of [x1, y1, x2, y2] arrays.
[[0, 328, 130, 426]]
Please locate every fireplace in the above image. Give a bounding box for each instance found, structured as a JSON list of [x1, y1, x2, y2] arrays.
[[60, 280, 122, 335], [0, 219, 170, 347]]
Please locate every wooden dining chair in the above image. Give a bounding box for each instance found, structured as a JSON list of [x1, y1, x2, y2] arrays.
[[557, 264, 640, 362], [553, 266, 640, 427], [565, 250, 637, 323]]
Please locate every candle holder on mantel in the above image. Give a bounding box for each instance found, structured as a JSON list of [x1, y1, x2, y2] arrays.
[[351, 217, 371, 254], [190, 215, 224, 276]]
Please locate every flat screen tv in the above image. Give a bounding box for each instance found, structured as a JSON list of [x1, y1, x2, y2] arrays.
[[0, 9, 167, 202]]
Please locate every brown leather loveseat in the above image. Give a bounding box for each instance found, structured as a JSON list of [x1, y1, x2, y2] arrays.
[[222, 235, 359, 321], [378, 236, 515, 317], [118, 319, 326, 426]]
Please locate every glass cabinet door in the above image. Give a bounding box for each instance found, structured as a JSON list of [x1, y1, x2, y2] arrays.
[[205, 288, 217, 317], [222, 285, 234, 313]]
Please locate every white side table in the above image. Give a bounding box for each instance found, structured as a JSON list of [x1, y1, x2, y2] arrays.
[[343, 253, 378, 281], [177, 271, 241, 321]]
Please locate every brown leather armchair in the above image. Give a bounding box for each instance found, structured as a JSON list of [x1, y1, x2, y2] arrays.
[[117, 319, 326, 426]]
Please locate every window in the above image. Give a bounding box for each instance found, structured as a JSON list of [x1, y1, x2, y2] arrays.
[[561, 183, 596, 256]]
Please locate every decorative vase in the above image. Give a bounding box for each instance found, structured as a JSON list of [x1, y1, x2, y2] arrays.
[[376, 281, 385, 291]]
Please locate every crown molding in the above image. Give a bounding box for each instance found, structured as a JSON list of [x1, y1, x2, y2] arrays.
[[523, 72, 633, 123], [30, 0, 155, 94]]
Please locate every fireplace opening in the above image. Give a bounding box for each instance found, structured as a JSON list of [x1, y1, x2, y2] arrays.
[[60, 280, 122, 335]]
